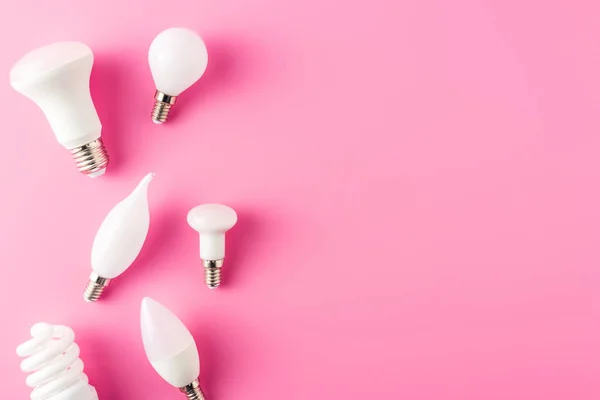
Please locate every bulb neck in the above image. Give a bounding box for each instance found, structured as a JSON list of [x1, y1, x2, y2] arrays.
[[70, 138, 109, 177], [203, 259, 224, 269], [152, 91, 177, 124], [180, 379, 207, 400], [199, 233, 226, 260], [84, 272, 111, 302]]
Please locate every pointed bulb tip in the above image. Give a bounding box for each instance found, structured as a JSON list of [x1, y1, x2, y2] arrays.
[[141, 296, 153, 307], [135, 173, 155, 192]]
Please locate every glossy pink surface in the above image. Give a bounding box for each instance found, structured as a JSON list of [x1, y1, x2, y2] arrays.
[[1, 0, 599, 398]]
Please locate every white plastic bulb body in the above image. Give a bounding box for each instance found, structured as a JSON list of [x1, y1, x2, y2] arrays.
[[84, 173, 154, 302], [187, 204, 238, 261], [9, 42, 109, 177], [17, 323, 98, 400], [149, 27, 208, 96], [148, 27, 208, 124], [141, 297, 200, 388]]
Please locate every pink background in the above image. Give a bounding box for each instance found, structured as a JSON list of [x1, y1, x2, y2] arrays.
[[1, 0, 599, 398]]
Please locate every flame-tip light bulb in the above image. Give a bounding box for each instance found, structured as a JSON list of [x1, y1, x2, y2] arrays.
[[149, 27, 208, 124], [10, 42, 109, 177], [187, 204, 237, 289], [84, 173, 153, 302], [17, 323, 98, 400], [141, 297, 206, 400]]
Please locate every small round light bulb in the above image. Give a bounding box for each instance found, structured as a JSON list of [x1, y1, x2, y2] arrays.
[[149, 27, 208, 124], [187, 204, 237, 289], [141, 297, 206, 399], [10, 42, 109, 177]]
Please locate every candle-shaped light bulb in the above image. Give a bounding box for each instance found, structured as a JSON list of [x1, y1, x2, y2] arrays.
[[141, 297, 206, 399], [187, 204, 237, 289], [84, 173, 154, 302]]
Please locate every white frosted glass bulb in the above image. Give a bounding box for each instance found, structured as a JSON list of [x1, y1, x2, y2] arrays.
[[187, 204, 238, 289], [84, 173, 154, 302], [10, 42, 109, 178], [149, 27, 208, 124], [141, 297, 206, 399], [17, 323, 98, 400]]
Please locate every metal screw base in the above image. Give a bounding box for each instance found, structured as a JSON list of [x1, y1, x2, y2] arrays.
[[203, 259, 224, 289], [84, 272, 111, 302], [180, 379, 206, 400], [70, 138, 109, 178], [152, 91, 177, 124]]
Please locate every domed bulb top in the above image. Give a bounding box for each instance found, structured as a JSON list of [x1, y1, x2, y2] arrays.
[[141, 297, 200, 388], [187, 204, 238, 233], [149, 28, 208, 96], [10, 42, 102, 150]]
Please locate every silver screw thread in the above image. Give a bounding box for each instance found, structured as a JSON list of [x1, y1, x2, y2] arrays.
[[83, 273, 110, 302], [70, 138, 109, 177], [180, 379, 207, 400], [203, 259, 224, 289], [152, 91, 177, 124]]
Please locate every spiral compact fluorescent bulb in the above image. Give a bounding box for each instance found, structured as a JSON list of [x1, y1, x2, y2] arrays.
[[187, 204, 238, 289], [84, 173, 154, 302], [149, 27, 208, 124], [10, 42, 109, 177], [141, 297, 206, 399], [17, 323, 98, 400]]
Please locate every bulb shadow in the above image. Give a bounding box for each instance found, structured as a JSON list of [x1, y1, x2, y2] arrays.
[[221, 208, 259, 289], [194, 329, 220, 398], [78, 331, 130, 400], [170, 35, 252, 123], [108, 201, 189, 293], [188, 315, 263, 399], [223, 205, 289, 290], [90, 55, 128, 175], [188, 320, 231, 399]]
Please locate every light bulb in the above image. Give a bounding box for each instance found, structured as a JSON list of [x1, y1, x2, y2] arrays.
[[84, 173, 154, 302], [187, 203, 237, 289], [17, 323, 98, 400], [10, 42, 109, 177], [141, 297, 206, 400], [148, 27, 208, 124]]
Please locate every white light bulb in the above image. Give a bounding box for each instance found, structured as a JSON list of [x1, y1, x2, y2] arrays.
[[141, 297, 206, 399], [10, 42, 109, 177], [148, 27, 208, 124], [17, 323, 98, 400], [187, 203, 237, 289], [84, 173, 154, 302]]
